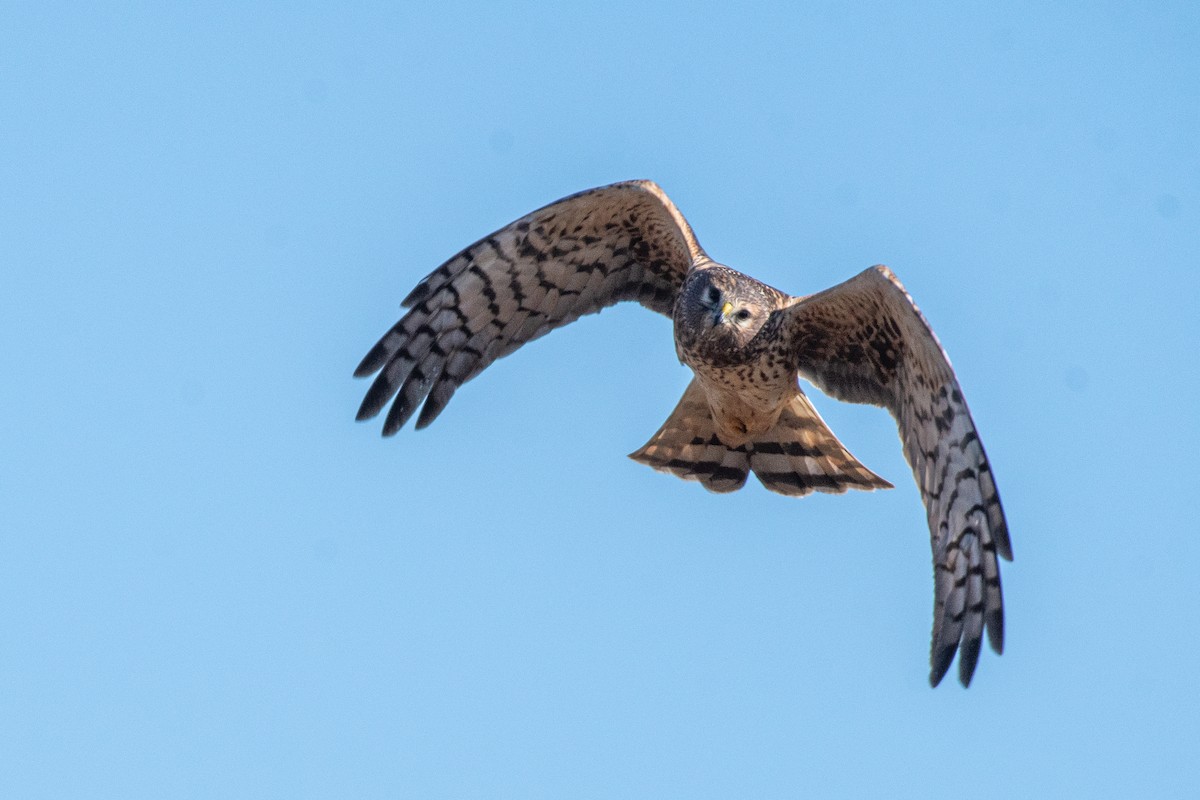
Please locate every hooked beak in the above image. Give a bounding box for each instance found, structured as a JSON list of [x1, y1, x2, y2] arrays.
[[712, 301, 731, 326]]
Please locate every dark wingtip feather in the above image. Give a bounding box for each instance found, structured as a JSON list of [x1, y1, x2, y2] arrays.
[[413, 373, 462, 430], [995, 523, 1014, 562], [354, 343, 390, 378], [381, 390, 420, 436], [357, 375, 393, 421], [986, 609, 1005, 654], [957, 636, 982, 687], [929, 644, 956, 688], [414, 397, 445, 430], [401, 283, 431, 309]]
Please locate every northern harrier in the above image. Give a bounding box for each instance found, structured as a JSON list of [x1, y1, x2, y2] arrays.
[[355, 180, 1011, 687]]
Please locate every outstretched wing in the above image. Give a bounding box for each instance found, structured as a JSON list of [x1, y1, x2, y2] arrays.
[[355, 180, 705, 434], [785, 266, 1011, 687]]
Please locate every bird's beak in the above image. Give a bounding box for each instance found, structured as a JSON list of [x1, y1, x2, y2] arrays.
[[720, 301, 733, 319]]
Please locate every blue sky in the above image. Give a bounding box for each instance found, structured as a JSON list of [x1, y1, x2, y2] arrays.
[[2, 2, 1197, 797]]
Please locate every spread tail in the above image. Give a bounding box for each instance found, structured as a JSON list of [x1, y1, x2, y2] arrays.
[[630, 379, 893, 497]]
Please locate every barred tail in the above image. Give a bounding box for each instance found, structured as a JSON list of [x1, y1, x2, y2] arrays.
[[630, 380, 892, 497], [628, 379, 751, 492], [748, 391, 892, 496]]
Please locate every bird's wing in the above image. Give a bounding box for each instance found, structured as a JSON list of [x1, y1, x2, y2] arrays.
[[355, 180, 704, 433], [784, 266, 1011, 687]]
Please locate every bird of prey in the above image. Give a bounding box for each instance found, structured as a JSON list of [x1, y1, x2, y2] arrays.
[[354, 180, 1011, 687]]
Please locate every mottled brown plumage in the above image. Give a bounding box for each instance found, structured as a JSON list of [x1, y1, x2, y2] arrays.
[[355, 180, 1011, 687]]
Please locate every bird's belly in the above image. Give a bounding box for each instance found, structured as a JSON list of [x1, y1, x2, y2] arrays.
[[689, 361, 794, 447]]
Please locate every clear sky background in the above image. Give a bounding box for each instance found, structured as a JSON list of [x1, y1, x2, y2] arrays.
[[2, 3, 1198, 798]]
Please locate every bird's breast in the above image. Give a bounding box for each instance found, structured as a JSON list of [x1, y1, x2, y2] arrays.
[[687, 358, 796, 446]]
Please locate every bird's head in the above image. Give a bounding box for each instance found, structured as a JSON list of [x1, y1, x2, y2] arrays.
[[675, 266, 775, 361]]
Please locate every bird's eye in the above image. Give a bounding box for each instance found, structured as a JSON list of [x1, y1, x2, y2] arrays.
[[706, 287, 721, 304], [735, 309, 752, 321]]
